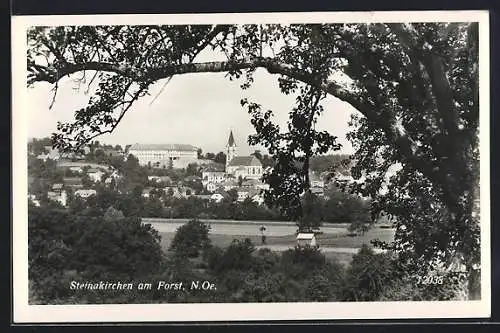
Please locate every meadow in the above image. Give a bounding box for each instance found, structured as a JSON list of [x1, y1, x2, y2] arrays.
[[149, 219, 395, 267]]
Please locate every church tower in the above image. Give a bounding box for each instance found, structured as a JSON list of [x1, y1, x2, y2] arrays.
[[226, 130, 237, 170]]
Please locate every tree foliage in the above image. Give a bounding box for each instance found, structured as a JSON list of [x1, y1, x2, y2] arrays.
[[169, 219, 212, 258]]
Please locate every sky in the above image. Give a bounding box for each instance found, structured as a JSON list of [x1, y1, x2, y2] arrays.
[[26, 49, 359, 157]]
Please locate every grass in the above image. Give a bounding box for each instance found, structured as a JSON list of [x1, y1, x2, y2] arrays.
[[158, 227, 394, 260]]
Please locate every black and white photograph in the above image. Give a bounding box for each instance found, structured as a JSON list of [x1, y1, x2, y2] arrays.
[[12, 11, 490, 322]]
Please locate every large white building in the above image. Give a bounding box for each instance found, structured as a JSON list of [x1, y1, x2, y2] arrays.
[[129, 143, 199, 169]]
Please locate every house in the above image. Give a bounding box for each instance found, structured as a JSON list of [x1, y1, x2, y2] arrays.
[[184, 175, 201, 182], [163, 186, 193, 199], [178, 186, 194, 197], [148, 175, 173, 184], [296, 233, 317, 247], [103, 148, 123, 158], [52, 183, 64, 193], [201, 170, 226, 188], [250, 192, 265, 205], [47, 190, 68, 206], [142, 187, 155, 198], [28, 194, 41, 207], [36, 146, 60, 161], [69, 166, 83, 173], [236, 188, 248, 202], [87, 168, 105, 182], [210, 191, 230, 203], [311, 179, 325, 188], [310, 186, 325, 197], [74, 189, 97, 198], [220, 179, 238, 191], [206, 182, 218, 193], [194, 194, 212, 201], [241, 179, 260, 188], [63, 177, 84, 189], [104, 170, 121, 184]]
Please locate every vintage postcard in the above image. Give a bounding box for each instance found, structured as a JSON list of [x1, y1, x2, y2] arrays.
[[12, 10, 490, 322]]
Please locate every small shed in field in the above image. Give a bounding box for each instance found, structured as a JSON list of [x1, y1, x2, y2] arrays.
[[296, 233, 317, 247]]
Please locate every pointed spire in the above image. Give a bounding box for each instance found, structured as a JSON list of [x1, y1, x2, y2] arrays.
[[227, 130, 236, 147]]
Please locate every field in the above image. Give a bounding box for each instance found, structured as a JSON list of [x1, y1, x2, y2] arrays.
[[146, 218, 395, 267]]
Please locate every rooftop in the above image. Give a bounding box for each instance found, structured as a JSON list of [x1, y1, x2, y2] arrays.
[[228, 156, 262, 167], [227, 130, 236, 147], [296, 233, 315, 240], [129, 143, 198, 152]]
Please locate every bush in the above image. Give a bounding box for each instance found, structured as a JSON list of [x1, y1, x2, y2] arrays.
[[28, 205, 164, 303], [341, 244, 398, 301], [169, 219, 211, 258], [209, 238, 256, 273]]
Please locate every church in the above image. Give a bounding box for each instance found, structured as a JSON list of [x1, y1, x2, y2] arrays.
[[225, 130, 263, 180]]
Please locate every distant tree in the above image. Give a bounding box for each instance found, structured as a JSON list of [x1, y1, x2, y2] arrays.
[[169, 219, 212, 258], [298, 191, 322, 232], [185, 163, 199, 177], [197, 148, 203, 159], [227, 188, 238, 202], [28, 206, 163, 303], [205, 152, 216, 160], [341, 245, 398, 301], [238, 175, 244, 187], [251, 150, 263, 161], [214, 152, 227, 165]]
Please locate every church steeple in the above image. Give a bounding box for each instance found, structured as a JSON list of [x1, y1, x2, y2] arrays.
[[226, 130, 237, 170], [227, 130, 236, 148]]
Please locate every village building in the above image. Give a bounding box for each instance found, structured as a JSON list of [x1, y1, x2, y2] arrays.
[[129, 143, 199, 169], [74, 189, 97, 198], [250, 192, 265, 205], [148, 175, 173, 184], [102, 148, 123, 158], [210, 191, 230, 203], [202, 170, 226, 187], [236, 187, 262, 203], [194, 194, 212, 201], [28, 194, 41, 207], [206, 182, 218, 192], [225, 130, 263, 180], [52, 183, 64, 193], [296, 233, 317, 247], [47, 190, 68, 206], [163, 186, 184, 199], [310, 186, 325, 198], [142, 187, 155, 198], [69, 166, 83, 173], [220, 179, 238, 191], [36, 146, 60, 161], [87, 168, 105, 183], [63, 177, 84, 190]]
